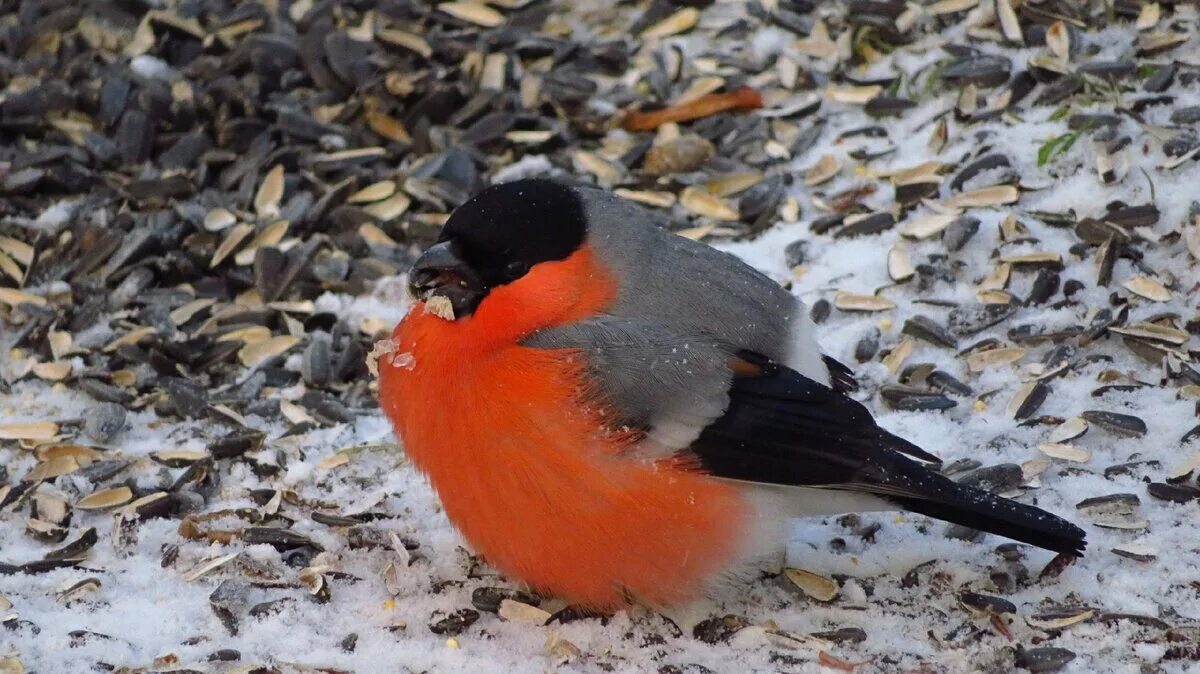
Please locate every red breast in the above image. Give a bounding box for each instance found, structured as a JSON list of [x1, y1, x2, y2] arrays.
[[379, 245, 749, 609]]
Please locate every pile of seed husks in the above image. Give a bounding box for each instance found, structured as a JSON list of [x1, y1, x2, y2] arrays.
[[2, 0, 1200, 671]]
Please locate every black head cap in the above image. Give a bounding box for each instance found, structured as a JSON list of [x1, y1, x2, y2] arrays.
[[408, 179, 587, 316], [438, 178, 587, 288]]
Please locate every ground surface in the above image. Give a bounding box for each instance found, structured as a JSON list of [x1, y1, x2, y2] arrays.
[[3, 0, 1200, 672]]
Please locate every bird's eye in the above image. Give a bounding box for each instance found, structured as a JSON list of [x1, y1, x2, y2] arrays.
[[504, 260, 529, 279]]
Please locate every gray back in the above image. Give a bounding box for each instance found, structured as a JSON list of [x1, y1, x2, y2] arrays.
[[577, 187, 800, 362]]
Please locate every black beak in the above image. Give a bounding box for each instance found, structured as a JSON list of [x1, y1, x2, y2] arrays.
[[407, 241, 486, 316]]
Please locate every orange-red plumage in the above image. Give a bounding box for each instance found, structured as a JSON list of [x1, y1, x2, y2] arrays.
[[379, 246, 748, 609]]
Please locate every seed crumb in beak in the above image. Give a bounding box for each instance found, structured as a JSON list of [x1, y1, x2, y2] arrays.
[[425, 295, 456, 321]]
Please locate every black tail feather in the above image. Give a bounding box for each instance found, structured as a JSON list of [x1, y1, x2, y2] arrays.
[[882, 455, 1087, 556]]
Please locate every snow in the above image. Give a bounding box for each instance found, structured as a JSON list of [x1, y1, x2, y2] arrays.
[[5, 4, 1200, 674], [493, 155, 557, 184], [30, 200, 79, 234], [129, 54, 175, 81]]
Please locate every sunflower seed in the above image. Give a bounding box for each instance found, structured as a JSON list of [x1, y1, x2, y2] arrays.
[[643, 135, 714, 177], [958, 591, 1015, 616], [1081, 411, 1147, 438], [1015, 647, 1076, 672], [902, 316, 957, 349], [82, 404, 125, 443], [880, 385, 957, 412], [429, 609, 480, 636], [1147, 482, 1200, 503], [949, 303, 1018, 337]]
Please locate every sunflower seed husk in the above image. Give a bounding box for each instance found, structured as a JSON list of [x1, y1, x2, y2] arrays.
[[680, 187, 739, 222], [1047, 417, 1088, 443], [26, 518, 69, 544], [1122, 276, 1172, 302], [943, 185, 1020, 209], [966, 347, 1027, 373], [825, 85, 882, 104], [150, 451, 209, 468], [888, 246, 915, 282], [182, 552, 240, 582], [805, 155, 841, 187], [835, 292, 896, 312], [882, 338, 915, 374], [1026, 610, 1094, 631], [438, 2, 505, 27], [498, 599, 552, 625], [900, 213, 957, 239], [784, 568, 839, 602], [23, 456, 80, 483], [643, 135, 715, 177], [238, 336, 302, 368], [76, 486, 134, 511], [1036, 443, 1091, 463], [1008, 381, 1049, 420], [615, 189, 677, 209], [0, 422, 60, 441], [44, 527, 98, 561], [1111, 543, 1157, 562]]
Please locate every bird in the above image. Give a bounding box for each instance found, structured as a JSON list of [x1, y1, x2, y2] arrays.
[[377, 178, 1086, 612]]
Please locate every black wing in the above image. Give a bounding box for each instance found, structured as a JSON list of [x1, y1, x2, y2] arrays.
[[690, 351, 1086, 556], [823, 355, 858, 393]]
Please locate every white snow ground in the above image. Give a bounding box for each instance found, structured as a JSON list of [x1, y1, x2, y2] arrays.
[[5, 3, 1200, 673]]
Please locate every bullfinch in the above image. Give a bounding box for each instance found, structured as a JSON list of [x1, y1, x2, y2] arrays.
[[378, 178, 1086, 611]]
